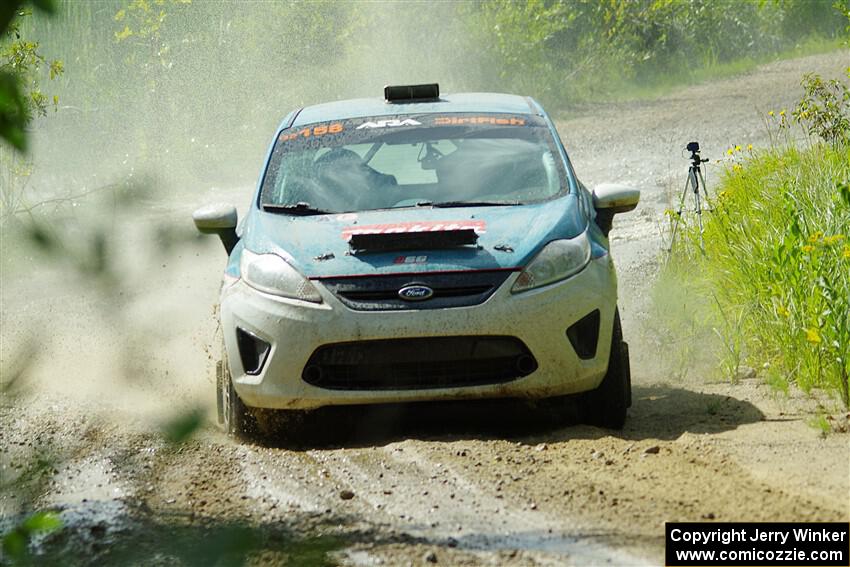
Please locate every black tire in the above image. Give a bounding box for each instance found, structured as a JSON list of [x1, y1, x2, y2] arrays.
[[582, 309, 631, 429], [216, 347, 260, 439]]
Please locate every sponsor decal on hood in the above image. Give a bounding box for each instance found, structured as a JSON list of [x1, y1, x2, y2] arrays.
[[341, 220, 486, 241]]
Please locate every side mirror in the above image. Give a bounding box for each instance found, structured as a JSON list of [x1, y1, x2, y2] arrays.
[[193, 203, 239, 254], [592, 183, 640, 236]]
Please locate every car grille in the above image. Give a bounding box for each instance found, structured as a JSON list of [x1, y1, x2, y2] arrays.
[[302, 336, 537, 390], [318, 270, 514, 311]]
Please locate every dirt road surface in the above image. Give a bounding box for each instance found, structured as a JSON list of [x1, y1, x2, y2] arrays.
[[2, 51, 848, 566]]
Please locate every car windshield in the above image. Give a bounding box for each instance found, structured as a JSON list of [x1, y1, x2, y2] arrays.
[[259, 113, 568, 214]]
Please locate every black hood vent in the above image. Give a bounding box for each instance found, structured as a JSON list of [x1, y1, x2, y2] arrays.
[[349, 229, 478, 253]]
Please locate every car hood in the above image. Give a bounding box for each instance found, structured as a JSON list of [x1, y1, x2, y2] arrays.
[[238, 196, 586, 278]]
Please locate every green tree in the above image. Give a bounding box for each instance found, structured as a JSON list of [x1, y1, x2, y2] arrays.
[[0, 0, 62, 151], [1, 0, 63, 224]]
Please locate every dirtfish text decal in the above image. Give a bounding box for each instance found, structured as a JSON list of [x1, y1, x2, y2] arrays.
[[394, 255, 428, 264]]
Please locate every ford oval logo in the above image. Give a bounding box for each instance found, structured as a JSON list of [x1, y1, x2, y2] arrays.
[[398, 284, 434, 301]]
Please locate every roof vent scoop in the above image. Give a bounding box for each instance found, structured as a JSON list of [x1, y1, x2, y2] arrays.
[[384, 83, 440, 103]]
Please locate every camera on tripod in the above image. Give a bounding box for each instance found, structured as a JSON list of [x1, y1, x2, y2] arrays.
[[686, 141, 708, 167], [669, 140, 711, 251]]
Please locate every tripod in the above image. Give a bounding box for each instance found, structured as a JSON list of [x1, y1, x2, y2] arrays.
[[669, 142, 710, 251]]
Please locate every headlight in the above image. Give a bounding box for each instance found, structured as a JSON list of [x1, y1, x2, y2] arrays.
[[511, 232, 591, 293], [240, 250, 322, 303]]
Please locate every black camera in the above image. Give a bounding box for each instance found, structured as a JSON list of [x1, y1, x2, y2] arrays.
[[686, 140, 708, 167]]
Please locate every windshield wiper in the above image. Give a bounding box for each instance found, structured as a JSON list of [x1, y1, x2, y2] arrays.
[[263, 202, 333, 216], [428, 200, 523, 208]]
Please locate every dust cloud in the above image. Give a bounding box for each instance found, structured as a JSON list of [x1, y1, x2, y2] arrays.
[[2, 1, 490, 428]]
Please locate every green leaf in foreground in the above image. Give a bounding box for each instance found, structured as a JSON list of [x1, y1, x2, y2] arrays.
[[2, 511, 63, 562], [162, 407, 205, 444], [20, 512, 62, 534], [0, 72, 28, 151]]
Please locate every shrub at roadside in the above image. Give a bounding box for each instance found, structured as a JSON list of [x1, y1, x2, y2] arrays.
[[666, 141, 849, 407], [793, 72, 850, 147]]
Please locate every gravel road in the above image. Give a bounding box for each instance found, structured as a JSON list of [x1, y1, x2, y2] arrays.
[[1, 50, 848, 566]]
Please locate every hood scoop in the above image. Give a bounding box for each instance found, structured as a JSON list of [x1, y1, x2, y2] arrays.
[[349, 229, 479, 254]]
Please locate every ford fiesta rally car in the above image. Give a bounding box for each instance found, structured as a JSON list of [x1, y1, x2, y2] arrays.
[[193, 83, 640, 437]]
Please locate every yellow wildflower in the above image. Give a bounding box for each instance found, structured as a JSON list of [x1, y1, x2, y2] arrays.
[[801, 245, 814, 253], [768, 111, 775, 117], [777, 305, 790, 318], [732, 164, 743, 172], [843, 245, 850, 259], [779, 109, 786, 117], [735, 145, 742, 152], [807, 231, 823, 243], [115, 25, 132, 41], [823, 234, 845, 245], [726, 148, 734, 156], [747, 144, 753, 151], [805, 328, 822, 344]]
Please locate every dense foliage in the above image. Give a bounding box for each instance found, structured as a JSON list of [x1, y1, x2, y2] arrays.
[[475, 0, 847, 105], [0, 0, 61, 151], [662, 73, 850, 408]]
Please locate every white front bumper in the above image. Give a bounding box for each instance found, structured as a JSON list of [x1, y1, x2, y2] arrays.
[[221, 256, 618, 410]]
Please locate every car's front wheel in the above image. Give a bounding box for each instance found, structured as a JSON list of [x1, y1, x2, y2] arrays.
[[216, 346, 260, 439], [582, 309, 631, 429]]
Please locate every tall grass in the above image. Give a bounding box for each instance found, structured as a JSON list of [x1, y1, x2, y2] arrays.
[[664, 142, 850, 406]]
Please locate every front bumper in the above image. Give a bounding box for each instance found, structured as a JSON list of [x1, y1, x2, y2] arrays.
[[221, 257, 618, 410]]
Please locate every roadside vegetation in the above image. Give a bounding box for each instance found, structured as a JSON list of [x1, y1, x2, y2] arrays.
[[472, 0, 847, 107], [658, 71, 850, 413]]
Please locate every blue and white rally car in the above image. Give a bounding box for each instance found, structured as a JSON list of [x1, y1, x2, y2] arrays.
[[193, 84, 639, 436]]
